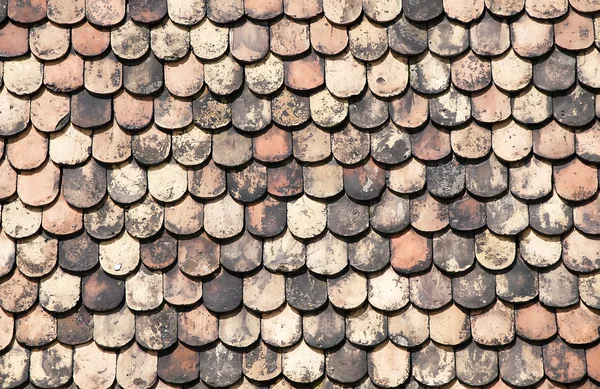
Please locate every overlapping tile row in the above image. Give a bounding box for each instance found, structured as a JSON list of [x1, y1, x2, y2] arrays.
[[3, 0, 600, 387]]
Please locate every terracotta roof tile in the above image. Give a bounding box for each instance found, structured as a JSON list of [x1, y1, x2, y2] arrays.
[[82, 267, 124, 312], [388, 303, 428, 348], [84, 196, 124, 240], [471, 12, 510, 57], [539, 262, 579, 307], [512, 15, 553, 59], [498, 338, 544, 387], [455, 340, 498, 386], [0, 20, 28, 58], [30, 21, 70, 61], [47, 0, 84, 23], [73, 21, 110, 57], [412, 341, 455, 386], [272, 88, 310, 127], [433, 229, 474, 272], [429, 303, 470, 345], [123, 54, 163, 96], [136, 303, 178, 350], [543, 336, 586, 384], [453, 262, 496, 309], [56, 305, 93, 345], [368, 340, 409, 386], [111, 15, 149, 60], [7, 126, 47, 171], [243, 340, 281, 381], [575, 123, 598, 162], [93, 304, 135, 348], [220, 230, 262, 272], [282, 340, 324, 384], [307, 232, 345, 275], [177, 304, 218, 346], [262, 303, 302, 347], [0, 340, 29, 388], [29, 342, 72, 388], [282, 0, 321, 19], [116, 342, 157, 389], [2, 198, 42, 239]]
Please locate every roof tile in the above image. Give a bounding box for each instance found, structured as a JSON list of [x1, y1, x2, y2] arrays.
[[163, 263, 202, 306], [410, 264, 452, 309], [272, 88, 310, 127], [0, 89, 29, 137], [367, 265, 408, 311], [427, 156, 465, 198], [243, 340, 281, 381], [429, 17, 468, 58], [39, 266, 80, 313], [177, 304, 218, 347], [219, 306, 260, 347], [543, 337, 586, 384], [455, 341, 498, 386], [306, 232, 346, 276], [491, 120, 531, 162], [124, 195, 163, 239], [47, 0, 84, 23], [116, 342, 157, 389], [365, 189, 404, 234], [72, 21, 110, 57], [533, 120, 575, 160], [284, 49, 325, 91], [93, 305, 135, 348], [522, 235, 559, 272], [72, 342, 116, 389], [283, 0, 322, 18], [262, 303, 302, 347], [82, 266, 124, 312], [529, 190, 573, 235], [577, 47, 600, 89], [534, 48, 576, 92], [326, 341, 367, 384], [126, 264, 163, 311], [303, 302, 344, 349], [390, 227, 431, 274], [16, 231, 57, 278], [433, 229, 474, 273], [0, 157, 16, 200], [429, 303, 470, 345], [111, 15, 149, 60], [56, 305, 93, 345], [48, 124, 91, 166], [388, 15, 426, 56], [286, 269, 327, 311], [207, 0, 243, 22], [510, 155, 552, 200], [499, 338, 544, 386], [453, 262, 496, 309], [282, 340, 324, 384], [327, 267, 367, 310], [18, 160, 60, 207], [539, 262, 579, 307], [199, 342, 242, 387], [511, 13, 554, 58], [555, 9, 594, 51], [29, 342, 72, 388], [123, 53, 164, 96], [205, 55, 244, 96], [7, 126, 47, 171], [557, 302, 600, 344], [2, 198, 42, 239], [136, 303, 178, 350], [42, 192, 84, 235], [412, 341, 455, 386], [349, 18, 387, 62], [30, 21, 70, 61], [574, 194, 600, 234], [451, 50, 491, 92], [515, 300, 557, 341], [0, 20, 27, 58], [263, 229, 305, 273], [15, 303, 56, 347], [129, 0, 167, 23], [388, 303, 428, 347], [368, 340, 409, 387]]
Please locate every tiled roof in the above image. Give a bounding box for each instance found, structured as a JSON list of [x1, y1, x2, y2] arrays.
[[1, 0, 600, 387]]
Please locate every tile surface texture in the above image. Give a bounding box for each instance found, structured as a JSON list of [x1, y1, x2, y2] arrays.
[[1, 0, 600, 387]]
